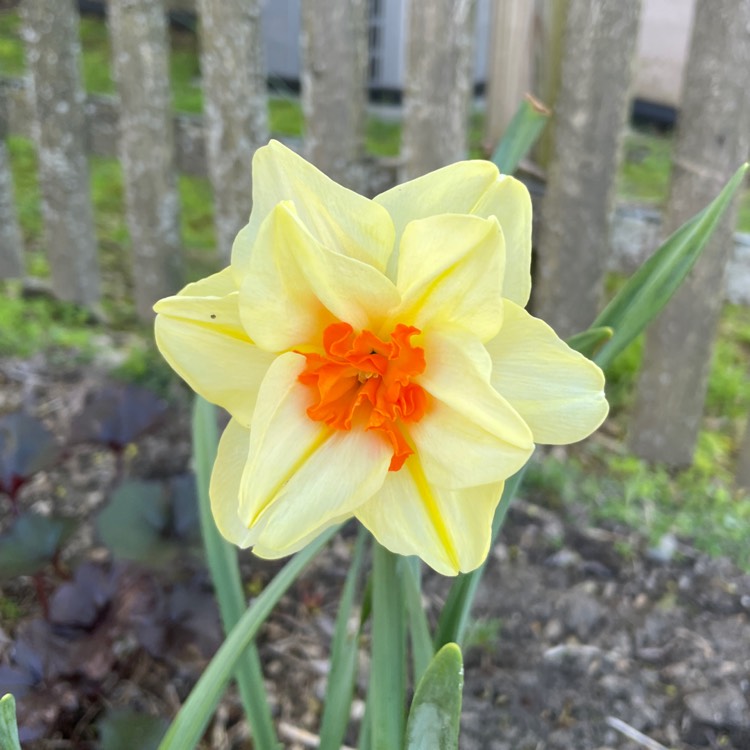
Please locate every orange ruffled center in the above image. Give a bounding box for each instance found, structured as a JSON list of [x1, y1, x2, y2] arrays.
[[298, 322, 428, 471]]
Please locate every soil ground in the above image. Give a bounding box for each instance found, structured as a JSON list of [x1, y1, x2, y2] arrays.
[[1, 352, 749, 750]]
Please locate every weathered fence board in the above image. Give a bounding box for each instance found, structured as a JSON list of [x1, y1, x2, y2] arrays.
[[301, 0, 367, 191], [197, 0, 268, 262], [0, 90, 24, 280], [109, 0, 182, 321], [629, 0, 750, 467], [535, 0, 641, 337], [1, 77, 206, 176], [1, 75, 401, 196], [483, 0, 533, 154], [20, 0, 100, 307], [400, 0, 476, 179]]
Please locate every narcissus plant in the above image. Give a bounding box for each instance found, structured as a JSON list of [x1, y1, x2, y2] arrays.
[[154, 140, 607, 575]]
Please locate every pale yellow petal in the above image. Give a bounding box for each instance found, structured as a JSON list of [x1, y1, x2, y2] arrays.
[[239, 202, 400, 351], [238, 352, 391, 553], [485, 301, 609, 444], [238, 204, 332, 352], [393, 214, 505, 341], [251, 515, 350, 559], [470, 175, 532, 307], [374, 160, 500, 241], [232, 140, 394, 277], [209, 419, 257, 548], [412, 330, 534, 488], [154, 292, 275, 426], [374, 160, 530, 302], [356, 455, 504, 575], [175, 266, 238, 297]]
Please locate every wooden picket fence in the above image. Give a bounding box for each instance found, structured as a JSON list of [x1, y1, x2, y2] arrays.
[[1, 0, 268, 319], [0, 0, 631, 323], [0, 0, 438, 317], [0, 0, 749, 479]]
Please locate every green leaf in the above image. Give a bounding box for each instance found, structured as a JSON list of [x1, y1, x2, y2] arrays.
[[96, 476, 200, 565], [318, 528, 368, 750], [157, 525, 337, 750], [490, 94, 550, 175], [405, 644, 464, 750], [592, 163, 749, 370], [370, 541, 407, 750], [434, 464, 528, 649], [192, 398, 280, 749], [0, 513, 75, 579], [96, 480, 172, 563], [0, 411, 60, 495], [566, 326, 613, 359], [357, 702, 372, 750], [400, 557, 433, 683], [98, 709, 167, 750], [0, 694, 22, 750]]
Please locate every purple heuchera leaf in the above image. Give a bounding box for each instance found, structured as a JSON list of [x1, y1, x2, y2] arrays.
[[70, 382, 168, 451], [0, 412, 60, 500]]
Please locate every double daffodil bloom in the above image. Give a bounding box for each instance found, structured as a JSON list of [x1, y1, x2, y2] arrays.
[[154, 140, 608, 576]]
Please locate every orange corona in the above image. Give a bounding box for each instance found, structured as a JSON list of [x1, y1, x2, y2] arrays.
[[298, 322, 428, 471]]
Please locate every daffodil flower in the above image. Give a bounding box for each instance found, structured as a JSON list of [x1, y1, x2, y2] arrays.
[[154, 140, 608, 575]]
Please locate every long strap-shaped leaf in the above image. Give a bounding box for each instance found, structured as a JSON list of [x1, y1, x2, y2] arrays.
[[400, 556, 434, 683], [318, 528, 368, 750], [192, 398, 280, 749], [405, 644, 464, 750], [158, 524, 338, 750], [490, 94, 550, 175], [0, 694, 22, 750], [370, 542, 407, 750], [592, 163, 748, 370]]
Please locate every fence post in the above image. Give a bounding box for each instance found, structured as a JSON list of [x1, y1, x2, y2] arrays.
[[301, 0, 367, 191], [535, 0, 641, 337], [629, 0, 750, 467], [401, 0, 476, 180], [20, 0, 100, 307], [483, 0, 533, 155], [197, 0, 268, 263], [0, 90, 24, 280], [109, 0, 183, 320]]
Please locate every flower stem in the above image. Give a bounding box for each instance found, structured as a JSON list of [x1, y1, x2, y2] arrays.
[[191, 398, 279, 749], [370, 541, 407, 749]]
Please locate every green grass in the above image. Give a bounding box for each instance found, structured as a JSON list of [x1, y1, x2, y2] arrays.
[[705, 306, 750, 420], [603, 302, 750, 419], [0, 10, 22, 74], [527, 442, 750, 571], [0, 285, 98, 357], [619, 125, 750, 232], [269, 96, 305, 137], [6, 136, 41, 239], [619, 128, 674, 204], [79, 15, 114, 95], [110, 339, 178, 396]]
